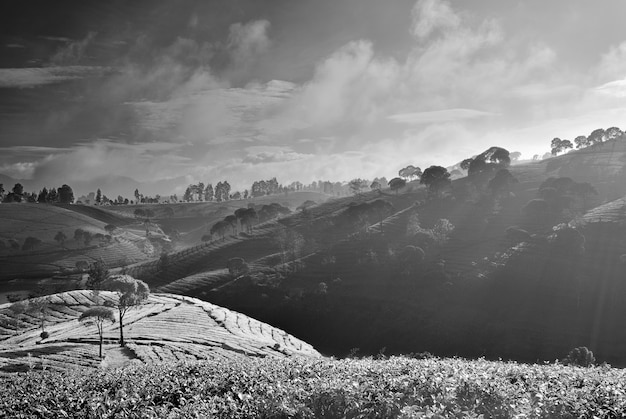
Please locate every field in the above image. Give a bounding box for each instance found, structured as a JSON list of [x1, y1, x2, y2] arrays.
[[0, 290, 319, 375], [1, 355, 624, 418]]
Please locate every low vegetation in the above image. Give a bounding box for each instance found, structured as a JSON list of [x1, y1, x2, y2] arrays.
[[1, 356, 624, 418]]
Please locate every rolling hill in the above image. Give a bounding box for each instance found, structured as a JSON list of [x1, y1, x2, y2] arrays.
[[0, 290, 319, 374]]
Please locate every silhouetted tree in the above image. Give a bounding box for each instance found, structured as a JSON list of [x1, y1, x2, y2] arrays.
[[227, 257, 249, 276], [420, 166, 451, 197], [37, 187, 48, 203], [388, 177, 406, 194], [58, 184, 74, 204], [550, 138, 573, 156], [96, 189, 102, 204]]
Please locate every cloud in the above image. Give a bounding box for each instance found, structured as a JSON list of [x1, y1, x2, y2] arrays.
[[595, 79, 626, 98], [388, 109, 496, 124], [0, 66, 109, 88], [50, 32, 98, 65], [228, 20, 271, 68], [411, 0, 460, 39]]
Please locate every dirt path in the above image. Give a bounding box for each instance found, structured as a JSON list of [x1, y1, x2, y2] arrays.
[[101, 345, 140, 369]]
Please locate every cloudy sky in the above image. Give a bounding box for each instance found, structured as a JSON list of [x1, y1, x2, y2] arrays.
[[1, 0, 626, 196]]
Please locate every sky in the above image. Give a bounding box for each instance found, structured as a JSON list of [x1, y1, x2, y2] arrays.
[[1, 0, 626, 197]]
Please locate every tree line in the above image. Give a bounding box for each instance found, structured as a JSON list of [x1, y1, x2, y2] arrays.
[[0, 183, 74, 204]]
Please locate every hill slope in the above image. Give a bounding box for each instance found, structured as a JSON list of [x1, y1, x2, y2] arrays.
[[0, 290, 319, 374]]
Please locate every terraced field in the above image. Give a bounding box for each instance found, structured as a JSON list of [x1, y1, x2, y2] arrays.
[[0, 204, 150, 280], [0, 290, 319, 374]]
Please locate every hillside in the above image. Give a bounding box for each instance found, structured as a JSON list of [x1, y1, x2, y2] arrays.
[[0, 290, 319, 374], [0, 204, 151, 286]]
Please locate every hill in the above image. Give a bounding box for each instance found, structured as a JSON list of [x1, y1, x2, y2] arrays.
[[0, 204, 152, 295], [0, 290, 319, 374]]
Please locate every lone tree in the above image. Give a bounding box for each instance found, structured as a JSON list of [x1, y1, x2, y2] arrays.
[[79, 307, 116, 358], [103, 275, 150, 347]]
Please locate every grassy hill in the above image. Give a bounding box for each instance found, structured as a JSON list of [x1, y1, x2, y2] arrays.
[[0, 290, 319, 375], [0, 204, 151, 288]]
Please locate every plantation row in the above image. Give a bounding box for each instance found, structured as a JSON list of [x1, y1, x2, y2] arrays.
[[1, 355, 624, 417], [0, 291, 319, 374]]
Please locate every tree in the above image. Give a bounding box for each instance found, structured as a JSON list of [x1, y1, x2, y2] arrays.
[[574, 135, 589, 149], [0, 184, 4, 200], [37, 187, 49, 203], [370, 181, 381, 191], [224, 215, 238, 235], [551, 138, 573, 156], [83, 232, 93, 247], [28, 296, 50, 335], [349, 178, 368, 195], [487, 169, 519, 197], [227, 257, 249, 276], [96, 189, 102, 204], [104, 224, 117, 235], [58, 184, 74, 204], [210, 220, 228, 240], [388, 177, 406, 194], [22, 236, 42, 251], [606, 126, 624, 141], [8, 300, 27, 335], [47, 187, 58, 203], [103, 275, 150, 347], [54, 231, 67, 246], [79, 307, 116, 358], [134, 189, 140, 203], [204, 183, 214, 201], [588, 128, 605, 146], [399, 165, 422, 181], [510, 151, 522, 161], [460, 158, 474, 171], [420, 166, 451, 197], [87, 260, 109, 291]]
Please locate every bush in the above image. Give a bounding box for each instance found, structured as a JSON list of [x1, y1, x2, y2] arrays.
[[40, 331, 49, 339], [563, 346, 595, 367]]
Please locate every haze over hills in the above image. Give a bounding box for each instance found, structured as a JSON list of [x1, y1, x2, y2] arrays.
[[3, 135, 626, 365]]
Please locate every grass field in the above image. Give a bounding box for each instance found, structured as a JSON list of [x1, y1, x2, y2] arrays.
[[0, 355, 623, 417]]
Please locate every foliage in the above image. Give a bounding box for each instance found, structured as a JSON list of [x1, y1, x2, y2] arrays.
[[227, 257, 249, 277], [79, 307, 116, 358], [1, 356, 625, 418], [102, 275, 150, 347], [420, 166, 451, 197], [388, 177, 406, 194], [86, 260, 110, 290], [21, 236, 42, 251], [563, 347, 595, 367], [550, 137, 573, 155]]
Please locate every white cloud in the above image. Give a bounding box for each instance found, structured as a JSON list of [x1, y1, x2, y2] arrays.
[[595, 78, 626, 98]]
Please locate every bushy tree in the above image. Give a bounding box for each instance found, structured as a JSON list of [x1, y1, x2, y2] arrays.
[[54, 231, 67, 246], [22, 236, 42, 251], [103, 275, 150, 347], [227, 257, 249, 276], [563, 346, 595, 367], [87, 260, 109, 291], [550, 138, 573, 156], [58, 184, 74, 204], [420, 166, 451, 197], [574, 135, 589, 149], [388, 177, 406, 194], [79, 307, 116, 358]]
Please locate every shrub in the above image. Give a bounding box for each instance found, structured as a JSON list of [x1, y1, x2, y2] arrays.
[[563, 346, 595, 367], [227, 257, 249, 277]]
